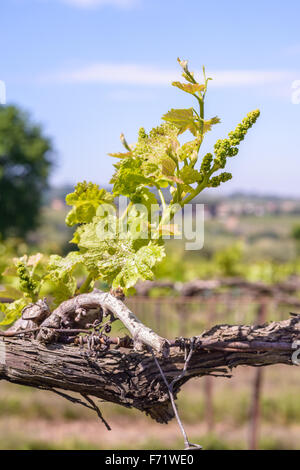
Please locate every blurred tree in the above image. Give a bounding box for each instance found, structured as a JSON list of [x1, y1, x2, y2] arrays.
[[291, 225, 300, 241], [0, 105, 53, 238], [291, 224, 300, 256]]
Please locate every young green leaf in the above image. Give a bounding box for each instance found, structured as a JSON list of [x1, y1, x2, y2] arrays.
[[162, 108, 199, 136], [203, 116, 221, 133], [0, 285, 24, 301], [108, 151, 132, 159], [66, 181, 114, 227], [172, 82, 205, 95], [46, 253, 81, 305], [0, 298, 30, 326], [112, 242, 165, 290], [179, 166, 202, 184]]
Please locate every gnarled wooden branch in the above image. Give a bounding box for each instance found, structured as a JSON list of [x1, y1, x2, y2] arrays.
[[1, 315, 300, 424], [34, 289, 169, 355]]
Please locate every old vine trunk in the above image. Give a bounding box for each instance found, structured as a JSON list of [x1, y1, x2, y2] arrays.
[[1, 315, 300, 424]]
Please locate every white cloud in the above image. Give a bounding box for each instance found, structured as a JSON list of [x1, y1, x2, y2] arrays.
[[46, 63, 175, 85], [60, 0, 137, 8], [42, 62, 297, 89], [210, 70, 293, 87]]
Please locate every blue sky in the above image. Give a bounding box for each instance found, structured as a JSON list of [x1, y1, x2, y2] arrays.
[[1, 0, 300, 196]]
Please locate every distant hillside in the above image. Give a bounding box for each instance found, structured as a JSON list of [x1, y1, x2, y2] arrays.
[[43, 185, 300, 217]]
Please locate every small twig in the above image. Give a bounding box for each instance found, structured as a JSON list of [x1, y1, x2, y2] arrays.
[[170, 337, 196, 389], [81, 393, 111, 431], [47, 387, 111, 431], [41, 387, 108, 419], [0, 327, 41, 337], [49, 388, 96, 410]]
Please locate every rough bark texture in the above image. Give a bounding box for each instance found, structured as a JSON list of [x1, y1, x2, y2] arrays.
[[1, 315, 300, 424], [35, 290, 169, 354]]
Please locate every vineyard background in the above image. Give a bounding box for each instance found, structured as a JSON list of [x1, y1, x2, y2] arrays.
[[1, 194, 300, 450], [1, 0, 300, 451]]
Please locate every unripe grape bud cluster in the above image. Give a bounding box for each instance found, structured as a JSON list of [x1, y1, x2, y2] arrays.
[[17, 261, 38, 296], [209, 172, 232, 187], [200, 153, 213, 173], [213, 109, 260, 170]]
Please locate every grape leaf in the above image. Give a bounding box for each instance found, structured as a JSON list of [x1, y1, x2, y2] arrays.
[[112, 242, 165, 290], [111, 157, 151, 197], [0, 298, 29, 326], [46, 252, 82, 305], [203, 116, 221, 133], [66, 181, 114, 227], [108, 151, 132, 159], [162, 108, 199, 136], [65, 213, 165, 291], [111, 123, 180, 198], [179, 166, 202, 184], [172, 82, 205, 94], [176, 139, 200, 162], [0, 285, 23, 300]]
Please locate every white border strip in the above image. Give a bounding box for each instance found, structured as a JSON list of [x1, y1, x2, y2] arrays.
[[0, 80, 6, 105], [0, 338, 6, 365]]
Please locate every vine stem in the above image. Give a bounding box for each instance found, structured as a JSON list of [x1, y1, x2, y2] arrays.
[[157, 188, 167, 212], [79, 273, 94, 294], [119, 200, 133, 222]]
